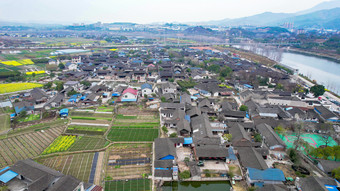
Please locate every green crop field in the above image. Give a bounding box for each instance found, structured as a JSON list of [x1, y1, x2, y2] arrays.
[[66, 125, 107, 135], [18, 114, 40, 122], [105, 179, 151, 191], [68, 136, 108, 151], [116, 114, 137, 119], [107, 128, 158, 142], [0, 114, 10, 132]]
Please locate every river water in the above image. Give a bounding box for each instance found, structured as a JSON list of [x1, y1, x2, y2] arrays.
[[162, 181, 232, 191], [281, 52, 340, 94], [233, 45, 340, 94]]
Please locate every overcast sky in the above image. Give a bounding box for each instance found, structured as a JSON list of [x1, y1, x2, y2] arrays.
[[0, 0, 331, 24]]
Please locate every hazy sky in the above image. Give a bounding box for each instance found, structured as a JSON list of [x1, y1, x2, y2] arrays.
[[0, 0, 331, 24]]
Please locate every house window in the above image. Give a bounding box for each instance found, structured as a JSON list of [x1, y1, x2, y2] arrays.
[[125, 95, 128, 98]]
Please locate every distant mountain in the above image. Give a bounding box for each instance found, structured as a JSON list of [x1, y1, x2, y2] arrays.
[[214, 12, 294, 26], [296, 0, 340, 15], [184, 26, 217, 35], [273, 8, 340, 29], [193, 0, 340, 29]]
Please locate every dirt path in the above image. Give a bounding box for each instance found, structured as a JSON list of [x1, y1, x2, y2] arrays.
[[94, 151, 105, 185]]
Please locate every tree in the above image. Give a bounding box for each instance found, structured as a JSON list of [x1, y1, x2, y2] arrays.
[[254, 133, 262, 142], [220, 66, 232, 78], [310, 85, 325, 97], [50, 72, 55, 79], [274, 125, 287, 136], [186, 68, 191, 73], [58, 63, 65, 70], [162, 126, 168, 134], [332, 167, 340, 180], [32, 72, 36, 79], [161, 96, 167, 102], [288, 148, 300, 164], [169, 133, 177, 138], [293, 122, 304, 150], [223, 134, 232, 141], [320, 123, 333, 147], [207, 64, 220, 73], [19, 111, 27, 119], [275, 83, 284, 90], [179, 170, 191, 179], [44, 82, 53, 89], [239, 105, 248, 111], [80, 81, 91, 88], [56, 82, 64, 91], [169, 78, 174, 82], [67, 90, 78, 96]]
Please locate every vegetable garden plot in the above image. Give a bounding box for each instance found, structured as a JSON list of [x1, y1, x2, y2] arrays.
[[107, 128, 158, 142], [37, 152, 95, 182], [68, 137, 108, 151], [105, 179, 151, 191]]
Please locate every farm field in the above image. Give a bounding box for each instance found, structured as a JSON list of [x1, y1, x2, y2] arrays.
[[71, 119, 110, 125], [68, 136, 108, 151], [66, 125, 108, 136], [106, 144, 152, 180], [97, 106, 114, 112], [105, 179, 151, 191], [8, 119, 67, 136], [0, 59, 34, 66], [36, 152, 95, 182], [42, 135, 78, 155], [0, 126, 64, 168], [0, 114, 11, 132], [107, 128, 158, 142], [70, 111, 113, 118], [18, 114, 40, 122], [71, 116, 112, 121], [0, 83, 43, 94]]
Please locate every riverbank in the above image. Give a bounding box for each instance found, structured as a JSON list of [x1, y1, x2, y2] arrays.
[[217, 45, 340, 99], [215, 46, 277, 66], [287, 48, 340, 63]]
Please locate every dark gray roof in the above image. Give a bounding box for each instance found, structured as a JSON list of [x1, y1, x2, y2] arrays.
[[44, 93, 64, 107], [228, 123, 252, 147], [188, 162, 201, 177], [237, 147, 268, 170], [300, 176, 329, 191], [256, 184, 288, 191], [10, 159, 63, 191], [161, 82, 176, 90], [47, 175, 81, 191], [176, 118, 191, 134], [196, 145, 229, 158], [317, 159, 340, 174], [180, 93, 191, 104], [191, 114, 213, 138], [256, 123, 286, 148], [155, 138, 176, 160], [154, 160, 173, 168], [315, 106, 338, 120], [186, 107, 201, 117], [154, 169, 173, 178], [160, 103, 185, 110], [30, 88, 48, 100]]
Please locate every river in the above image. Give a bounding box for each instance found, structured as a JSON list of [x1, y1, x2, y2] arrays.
[[233, 45, 340, 94]]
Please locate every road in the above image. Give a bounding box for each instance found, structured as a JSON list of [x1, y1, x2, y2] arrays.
[[298, 76, 340, 103]]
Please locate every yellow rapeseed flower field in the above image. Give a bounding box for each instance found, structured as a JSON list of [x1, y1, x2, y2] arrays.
[[0, 83, 43, 94], [0, 59, 34, 66], [26, 70, 46, 75]]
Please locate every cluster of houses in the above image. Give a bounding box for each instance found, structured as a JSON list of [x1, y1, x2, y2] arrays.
[[2, 46, 339, 190], [0, 159, 102, 191]]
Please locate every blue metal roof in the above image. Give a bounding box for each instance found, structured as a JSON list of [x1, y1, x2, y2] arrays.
[[248, 168, 285, 181], [228, 147, 237, 160], [0, 167, 9, 173], [185, 115, 191, 122], [141, 83, 152, 90], [184, 137, 193, 145], [60, 108, 69, 114], [0, 170, 18, 183]]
